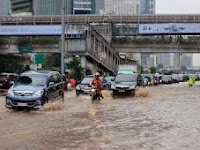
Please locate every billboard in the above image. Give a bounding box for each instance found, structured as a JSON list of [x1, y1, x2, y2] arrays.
[[139, 23, 200, 35], [0, 25, 62, 35]]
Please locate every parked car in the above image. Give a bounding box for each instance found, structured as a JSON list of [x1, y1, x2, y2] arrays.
[[142, 74, 151, 86], [0, 73, 18, 89], [102, 76, 115, 90], [183, 74, 190, 82], [6, 70, 64, 110], [178, 74, 184, 82], [76, 75, 94, 96], [110, 74, 137, 97], [162, 75, 173, 84], [172, 74, 179, 83]]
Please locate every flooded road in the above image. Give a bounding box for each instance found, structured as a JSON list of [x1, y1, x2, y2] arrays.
[[1, 82, 200, 149]]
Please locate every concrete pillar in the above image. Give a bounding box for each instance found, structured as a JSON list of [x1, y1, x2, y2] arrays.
[[80, 56, 87, 68], [92, 61, 98, 75]]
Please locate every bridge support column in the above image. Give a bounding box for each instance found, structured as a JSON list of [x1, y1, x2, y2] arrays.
[[80, 56, 87, 68], [91, 61, 98, 75]]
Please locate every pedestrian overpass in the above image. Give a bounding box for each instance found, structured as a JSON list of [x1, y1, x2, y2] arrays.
[[0, 24, 119, 74], [1, 14, 200, 73]]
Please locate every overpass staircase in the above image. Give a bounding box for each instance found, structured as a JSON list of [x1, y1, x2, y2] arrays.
[[67, 25, 119, 74]]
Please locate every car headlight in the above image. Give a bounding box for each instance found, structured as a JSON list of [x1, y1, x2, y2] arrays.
[[111, 84, 115, 89], [76, 85, 80, 90], [129, 85, 136, 89], [7, 88, 14, 96], [33, 90, 44, 97]]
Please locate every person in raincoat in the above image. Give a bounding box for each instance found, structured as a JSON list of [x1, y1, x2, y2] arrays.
[[188, 76, 195, 87]]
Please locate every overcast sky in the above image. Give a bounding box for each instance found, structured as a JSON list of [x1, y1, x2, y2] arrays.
[[156, 0, 200, 14]]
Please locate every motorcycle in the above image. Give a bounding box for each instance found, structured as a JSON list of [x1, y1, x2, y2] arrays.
[[90, 86, 101, 103]]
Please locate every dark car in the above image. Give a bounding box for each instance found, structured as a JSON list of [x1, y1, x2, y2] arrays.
[[0, 73, 18, 89], [76, 75, 94, 96], [102, 76, 115, 90], [183, 74, 190, 82], [6, 70, 64, 110], [110, 74, 137, 97], [162, 75, 173, 84]]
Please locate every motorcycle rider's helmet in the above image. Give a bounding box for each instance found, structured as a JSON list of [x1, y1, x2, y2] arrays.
[[95, 72, 100, 77]]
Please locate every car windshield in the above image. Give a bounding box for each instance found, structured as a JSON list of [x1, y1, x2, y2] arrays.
[[164, 76, 171, 80], [172, 74, 178, 78], [16, 75, 47, 86], [115, 74, 137, 82], [105, 76, 115, 82], [81, 77, 93, 84]]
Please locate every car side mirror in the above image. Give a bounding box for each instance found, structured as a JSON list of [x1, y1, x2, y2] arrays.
[[49, 82, 54, 86]]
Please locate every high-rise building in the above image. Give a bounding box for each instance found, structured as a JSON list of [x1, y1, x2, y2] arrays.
[[104, 0, 140, 15], [140, 0, 155, 14], [0, 1, 9, 16], [33, 0, 72, 15], [96, 0, 104, 14], [33, 0, 95, 15], [181, 54, 193, 69], [73, 0, 96, 14], [10, 0, 33, 15], [156, 53, 171, 68]]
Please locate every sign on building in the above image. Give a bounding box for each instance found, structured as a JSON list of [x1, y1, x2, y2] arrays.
[[0, 25, 62, 35], [139, 23, 200, 35]]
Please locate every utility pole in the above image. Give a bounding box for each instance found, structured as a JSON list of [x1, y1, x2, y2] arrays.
[[61, 0, 65, 75]]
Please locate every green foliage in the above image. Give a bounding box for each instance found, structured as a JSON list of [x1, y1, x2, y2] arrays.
[[0, 54, 28, 73], [0, 38, 7, 46], [32, 37, 59, 45], [150, 66, 157, 74], [24, 64, 30, 71], [138, 65, 144, 74], [43, 54, 61, 71], [68, 59, 84, 81], [16, 37, 59, 46]]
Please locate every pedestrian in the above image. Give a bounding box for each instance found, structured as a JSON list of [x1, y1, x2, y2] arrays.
[[188, 76, 194, 87]]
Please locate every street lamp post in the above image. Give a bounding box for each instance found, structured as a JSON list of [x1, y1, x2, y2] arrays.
[[61, 0, 65, 75]]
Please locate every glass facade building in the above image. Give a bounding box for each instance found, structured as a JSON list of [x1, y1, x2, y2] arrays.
[[104, 0, 140, 15], [0, 1, 10, 15], [33, 0, 95, 15], [73, 0, 95, 14], [33, 0, 73, 15], [140, 0, 155, 14], [10, 0, 33, 15]]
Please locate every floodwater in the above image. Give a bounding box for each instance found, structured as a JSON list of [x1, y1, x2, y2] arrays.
[[0, 82, 200, 150]]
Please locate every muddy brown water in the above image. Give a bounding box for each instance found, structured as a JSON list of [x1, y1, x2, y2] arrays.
[[0, 82, 200, 149]]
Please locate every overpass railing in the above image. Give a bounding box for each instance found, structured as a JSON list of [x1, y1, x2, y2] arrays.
[[1, 14, 200, 25]]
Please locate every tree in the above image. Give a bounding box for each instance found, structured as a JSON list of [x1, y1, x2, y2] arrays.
[[138, 65, 144, 74], [68, 59, 84, 81], [150, 66, 157, 74]]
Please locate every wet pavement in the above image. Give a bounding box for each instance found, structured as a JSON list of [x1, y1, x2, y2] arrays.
[[0, 82, 200, 149]]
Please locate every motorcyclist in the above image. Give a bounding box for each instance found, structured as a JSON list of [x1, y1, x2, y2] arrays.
[[91, 72, 104, 99]]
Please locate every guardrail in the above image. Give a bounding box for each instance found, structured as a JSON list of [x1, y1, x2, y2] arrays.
[[1, 14, 200, 25]]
